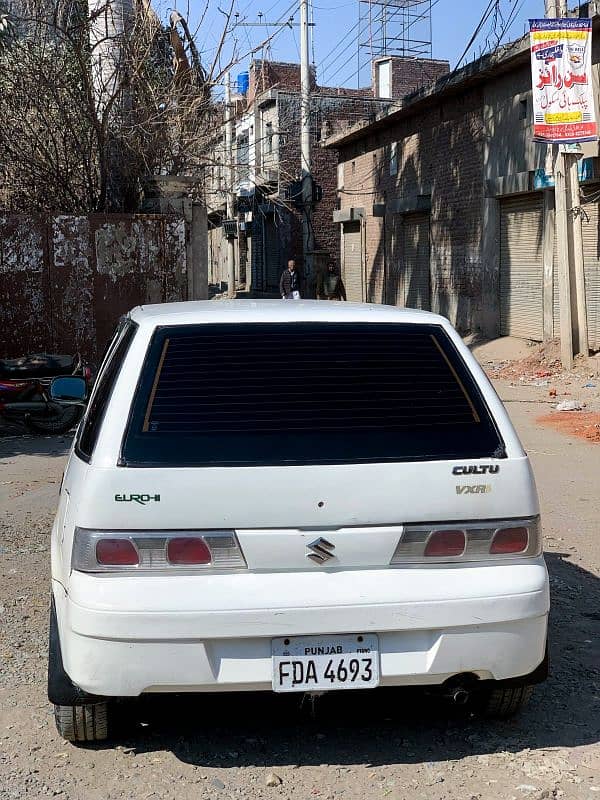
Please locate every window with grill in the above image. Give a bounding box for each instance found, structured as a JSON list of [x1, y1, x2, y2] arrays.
[[121, 323, 504, 467]]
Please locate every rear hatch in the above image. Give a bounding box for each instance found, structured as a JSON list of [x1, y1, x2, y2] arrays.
[[76, 321, 538, 570]]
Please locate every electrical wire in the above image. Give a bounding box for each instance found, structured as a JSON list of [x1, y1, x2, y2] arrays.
[[318, 20, 360, 74], [453, 0, 499, 71], [321, 0, 445, 87]]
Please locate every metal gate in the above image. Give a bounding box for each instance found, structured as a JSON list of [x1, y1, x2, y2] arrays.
[[342, 221, 363, 302], [263, 216, 281, 291], [500, 194, 544, 340], [386, 214, 403, 306], [0, 214, 186, 364], [553, 190, 600, 349], [403, 212, 431, 311]]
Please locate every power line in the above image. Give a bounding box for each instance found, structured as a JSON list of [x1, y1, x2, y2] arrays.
[[453, 0, 498, 71], [318, 20, 360, 74]]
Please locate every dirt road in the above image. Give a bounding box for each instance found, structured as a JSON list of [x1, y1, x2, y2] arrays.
[[1, 381, 598, 800]]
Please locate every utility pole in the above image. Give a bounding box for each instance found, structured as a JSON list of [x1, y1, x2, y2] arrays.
[[300, 0, 315, 283], [547, 0, 572, 368], [545, 0, 589, 367], [568, 154, 589, 355], [224, 71, 236, 299]]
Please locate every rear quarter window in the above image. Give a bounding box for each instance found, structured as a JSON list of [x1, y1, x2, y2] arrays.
[[121, 322, 504, 467], [76, 319, 137, 461]]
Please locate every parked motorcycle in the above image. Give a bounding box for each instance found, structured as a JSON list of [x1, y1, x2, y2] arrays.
[[0, 353, 91, 435]]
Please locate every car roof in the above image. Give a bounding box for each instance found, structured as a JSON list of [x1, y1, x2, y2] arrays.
[[129, 300, 449, 328]]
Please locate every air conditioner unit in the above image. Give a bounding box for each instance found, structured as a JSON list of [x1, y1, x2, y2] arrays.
[[223, 219, 238, 238]]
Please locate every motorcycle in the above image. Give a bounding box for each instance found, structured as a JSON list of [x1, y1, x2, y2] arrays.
[[0, 353, 91, 435]]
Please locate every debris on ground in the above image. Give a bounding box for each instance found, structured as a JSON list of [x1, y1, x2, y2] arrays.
[[537, 411, 600, 443], [485, 339, 565, 381], [265, 772, 283, 787], [555, 400, 584, 411]]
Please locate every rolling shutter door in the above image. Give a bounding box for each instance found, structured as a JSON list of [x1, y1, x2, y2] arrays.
[[403, 212, 431, 311], [500, 195, 544, 340], [553, 192, 600, 349], [580, 196, 600, 349], [343, 221, 363, 302]]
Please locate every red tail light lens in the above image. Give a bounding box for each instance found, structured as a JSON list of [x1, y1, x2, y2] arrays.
[[96, 538, 139, 566], [424, 530, 466, 557], [490, 527, 528, 554], [167, 537, 211, 565]]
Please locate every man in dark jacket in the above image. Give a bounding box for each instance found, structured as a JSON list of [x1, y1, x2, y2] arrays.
[[317, 260, 347, 301], [280, 260, 302, 299]]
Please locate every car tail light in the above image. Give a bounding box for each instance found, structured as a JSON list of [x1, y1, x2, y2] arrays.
[[490, 526, 528, 554], [72, 528, 246, 573], [96, 538, 139, 566], [390, 517, 541, 564], [424, 530, 466, 557], [167, 537, 211, 565]]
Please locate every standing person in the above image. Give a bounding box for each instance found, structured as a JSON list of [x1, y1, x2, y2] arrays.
[[318, 260, 347, 301], [280, 259, 302, 299]]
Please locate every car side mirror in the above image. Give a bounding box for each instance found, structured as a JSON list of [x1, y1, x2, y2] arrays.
[[50, 376, 87, 404]]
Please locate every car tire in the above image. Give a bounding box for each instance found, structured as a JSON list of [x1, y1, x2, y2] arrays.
[[26, 404, 83, 435], [54, 702, 109, 743], [482, 684, 533, 718]]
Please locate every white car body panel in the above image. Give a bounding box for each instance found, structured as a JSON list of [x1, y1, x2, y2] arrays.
[[51, 301, 549, 698]]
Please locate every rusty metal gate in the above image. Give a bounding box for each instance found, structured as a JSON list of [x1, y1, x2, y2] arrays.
[[0, 214, 186, 364]]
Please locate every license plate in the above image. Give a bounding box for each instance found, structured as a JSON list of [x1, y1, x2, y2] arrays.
[[272, 634, 379, 692]]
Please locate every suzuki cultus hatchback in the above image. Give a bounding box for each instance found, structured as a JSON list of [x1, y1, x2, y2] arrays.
[[48, 301, 549, 741]]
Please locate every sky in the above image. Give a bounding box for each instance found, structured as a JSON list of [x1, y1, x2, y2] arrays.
[[180, 0, 545, 89]]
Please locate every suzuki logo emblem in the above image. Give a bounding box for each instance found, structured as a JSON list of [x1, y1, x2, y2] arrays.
[[306, 537, 336, 564]]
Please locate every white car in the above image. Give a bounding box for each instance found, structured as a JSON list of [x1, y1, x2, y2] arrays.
[[48, 300, 549, 742]]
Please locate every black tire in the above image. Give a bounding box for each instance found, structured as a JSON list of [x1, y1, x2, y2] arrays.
[[26, 404, 82, 435], [482, 684, 533, 718], [54, 702, 108, 742]]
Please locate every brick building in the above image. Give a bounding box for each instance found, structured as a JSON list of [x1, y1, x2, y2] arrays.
[[204, 56, 449, 294], [325, 14, 600, 349]]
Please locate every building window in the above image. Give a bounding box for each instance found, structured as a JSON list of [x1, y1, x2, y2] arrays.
[[390, 142, 398, 177], [519, 98, 528, 120], [237, 132, 250, 182], [351, 161, 356, 176], [337, 163, 344, 190], [265, 122, 273, 154]]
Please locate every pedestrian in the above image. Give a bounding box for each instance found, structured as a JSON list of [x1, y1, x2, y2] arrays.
[[280, 259, 302, 299], [317, 260, 347, 301]]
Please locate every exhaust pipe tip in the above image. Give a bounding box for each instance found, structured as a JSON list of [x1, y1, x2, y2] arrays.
[[450, 687, 470, 705]]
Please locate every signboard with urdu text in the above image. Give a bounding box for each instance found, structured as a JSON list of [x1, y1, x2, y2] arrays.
[[530, 18, 597, 143]]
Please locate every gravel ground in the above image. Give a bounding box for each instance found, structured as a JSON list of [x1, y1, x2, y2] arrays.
[[0, 382, 598, 800]]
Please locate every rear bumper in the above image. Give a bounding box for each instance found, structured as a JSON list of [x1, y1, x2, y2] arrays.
[[54, 560, 549, 697]]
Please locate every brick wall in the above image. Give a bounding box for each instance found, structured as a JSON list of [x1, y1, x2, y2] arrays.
[[248, 60, 316, 105], [372, 57, 450, 100], [276, 91, 391, 276], [336, 87, 485, 331]]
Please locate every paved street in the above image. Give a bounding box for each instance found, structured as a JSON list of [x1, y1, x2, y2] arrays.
[[0, 380, 598, 800]]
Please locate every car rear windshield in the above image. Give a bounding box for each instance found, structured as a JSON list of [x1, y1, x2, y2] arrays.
[[121, 322, 504, 467]]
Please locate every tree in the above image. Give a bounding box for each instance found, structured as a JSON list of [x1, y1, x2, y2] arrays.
[[0, 0, 228, 212]]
